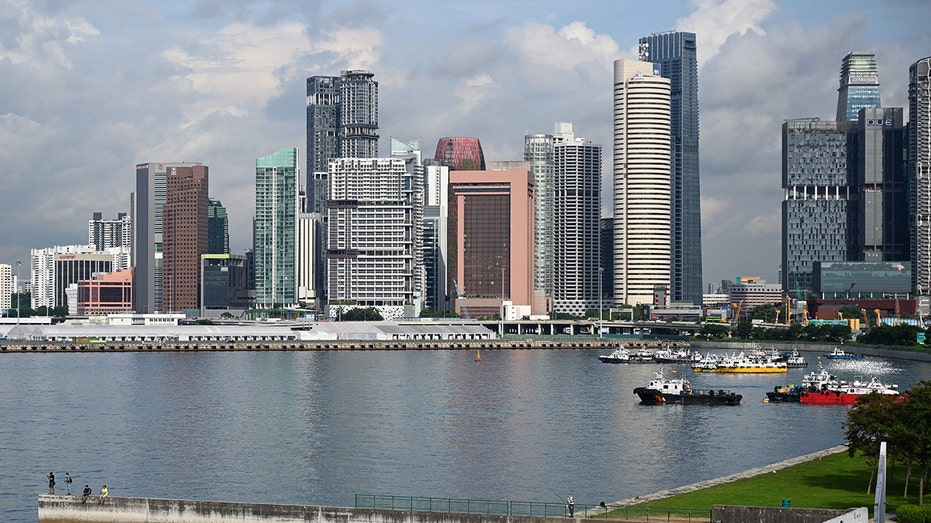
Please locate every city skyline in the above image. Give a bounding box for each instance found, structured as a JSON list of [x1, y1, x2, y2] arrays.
[[0, 0, 928, 289]]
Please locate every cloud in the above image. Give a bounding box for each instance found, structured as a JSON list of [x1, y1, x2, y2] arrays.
[[677, 0, 775, 67], [0, 0, 100, 74]]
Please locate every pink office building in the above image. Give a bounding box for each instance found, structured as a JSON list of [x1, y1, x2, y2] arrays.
[[77, 269, 133, 315], [448, 162, 543, 318], [435, 137, 486, 170]]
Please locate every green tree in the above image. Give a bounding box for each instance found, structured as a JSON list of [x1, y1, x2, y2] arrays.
[[844, 393, 902, 494], [840, 305, 863, 320], [342, 307, 383, 321], [751, 303, 779, 323], [698, 324, 728, 340], [898, 382, 931, 504], [735, 316, 753, 339]]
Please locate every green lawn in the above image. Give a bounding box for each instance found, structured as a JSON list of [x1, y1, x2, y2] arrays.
[[612, 450, 925, 519]]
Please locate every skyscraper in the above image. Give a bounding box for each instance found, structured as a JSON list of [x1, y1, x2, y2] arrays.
[[639, 31, 703, 306], [781, 118, 855, 292], [552, 123, 602, 316], [326, 157, 421, 319], [88, 212, 132, 251], [523, 132, 554, 297], [254, 148, 299, 308], [612, 59, 671, 306], [207, 198, 229, 255], [448, 164, 536, 318], [837, 52, 881, 123], [162, 164, 209, 312], [910, 56, 931, 293], [854, 107, 907, 262], [305, 70, 379, 213], [133, 161, 203, 313], [434, 137, 486, 170]]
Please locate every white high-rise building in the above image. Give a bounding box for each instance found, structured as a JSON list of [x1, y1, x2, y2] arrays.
[[89, 212, 132, 251], [31, 244, 127, 310], [612, 59, 672, 306], [910, 57, 931, 294], [0, 264, 11, 312], [552, 123, 602, 315], [423, 161, 449, 311], [326, 157, 422, 319], [297, 212, 324, 308]]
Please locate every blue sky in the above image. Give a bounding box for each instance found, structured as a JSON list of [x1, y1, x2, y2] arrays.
[[1, 0, 929, 292]]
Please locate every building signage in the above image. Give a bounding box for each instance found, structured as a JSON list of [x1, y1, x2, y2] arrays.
[[652, 63, 662, 76], [866, 119, 894, 127]]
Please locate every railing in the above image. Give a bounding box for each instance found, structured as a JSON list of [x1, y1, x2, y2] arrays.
[[354, 495, 711, 522]]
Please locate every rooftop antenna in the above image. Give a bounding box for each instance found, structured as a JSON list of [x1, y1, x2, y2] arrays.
[[638, 42, 649, 61]]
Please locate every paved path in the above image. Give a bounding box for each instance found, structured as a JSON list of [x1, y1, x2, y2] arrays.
[[598, 445, 848, 511]]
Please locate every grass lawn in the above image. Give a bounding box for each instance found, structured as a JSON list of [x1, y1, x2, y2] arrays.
[[611, 450, 927, 520]]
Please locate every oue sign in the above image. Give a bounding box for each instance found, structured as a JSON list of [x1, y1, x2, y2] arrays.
[[866, 118, 894, 126]]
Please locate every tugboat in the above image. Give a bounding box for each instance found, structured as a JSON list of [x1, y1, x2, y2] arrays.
[[765, 362, 838, 402], [633, 369, 742, 405], [598, 346, 630, 364], [799, 377, 899, 405]]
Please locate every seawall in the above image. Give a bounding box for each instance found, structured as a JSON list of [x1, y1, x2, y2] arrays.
[[37, 495, 569, 523], [2, 339, 683, 353]]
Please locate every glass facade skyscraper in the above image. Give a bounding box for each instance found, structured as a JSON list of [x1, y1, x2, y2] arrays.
[[207, 198, 229, 255], [254, 148, 299, 308], [836, 52, 881, 123], [638, 31, 702, 305], [781, 118, 855, 292]]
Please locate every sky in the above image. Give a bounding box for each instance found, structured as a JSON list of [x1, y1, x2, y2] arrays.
[[1, 0, 929, 291]]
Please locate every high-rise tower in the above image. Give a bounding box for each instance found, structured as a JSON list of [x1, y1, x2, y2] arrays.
[[207, 198, 229, 255], [612, 59, 671, 306], [133, 161, 203, 313], [910, 57, 931, 293], [523, 132, 554, 297], [837, 52, 881, 123], [254, 148, 299, 308], [639, 31, 702, 306], [781, 119, 855, 292], [162, 164, 209, 312], [434, 137, 486, 170], [552, 124, 602, 316]]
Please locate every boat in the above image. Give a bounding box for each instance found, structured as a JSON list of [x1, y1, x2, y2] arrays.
[[823, 347, 864, 360], [765, 362, 838, 402], [598, 346, 630, 363], [783, 350, 808, 368], [703, 351, 788, 374], [799, 377, 899, 405], [628, 349, 655, 364], [652, 347, 703, 364], [633, 369, 742, 405]]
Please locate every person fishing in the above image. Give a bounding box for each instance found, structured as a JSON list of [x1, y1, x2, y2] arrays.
[[566, 495, 575, 517]]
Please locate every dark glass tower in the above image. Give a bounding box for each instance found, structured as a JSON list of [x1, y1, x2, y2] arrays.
[[836, 52, 881, 123], [638, 31, 702, 305]]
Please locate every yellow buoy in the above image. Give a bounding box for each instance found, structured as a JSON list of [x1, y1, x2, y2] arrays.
[[475, 350, 482, 363]]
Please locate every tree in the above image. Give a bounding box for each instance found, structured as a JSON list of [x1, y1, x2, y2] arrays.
[[840, 305, 862, 320], [751, 303, 779, 323], [898, 381, 931, 504], [843, 393, 902, 494], [735, 316, 753, 339], [342, 307, 383, 321]]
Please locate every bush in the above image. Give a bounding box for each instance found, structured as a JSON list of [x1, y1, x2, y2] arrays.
[[896, 504, 931, 523]]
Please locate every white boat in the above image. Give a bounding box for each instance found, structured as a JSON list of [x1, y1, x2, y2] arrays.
[[598, 346, 630, 363]]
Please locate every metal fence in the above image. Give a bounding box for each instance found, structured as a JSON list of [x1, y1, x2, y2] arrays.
[[354, 495, 710, 522]]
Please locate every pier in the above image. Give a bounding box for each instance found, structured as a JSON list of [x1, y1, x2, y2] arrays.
[[1, 338, 687, 353]]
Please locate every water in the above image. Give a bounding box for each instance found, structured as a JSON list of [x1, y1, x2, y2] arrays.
[[4, 347, 931, 522]]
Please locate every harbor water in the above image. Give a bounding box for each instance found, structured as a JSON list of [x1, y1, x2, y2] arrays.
[[3, 347, 931, 522]]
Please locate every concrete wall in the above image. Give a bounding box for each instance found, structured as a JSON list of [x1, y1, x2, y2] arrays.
[[711, 504, 866, 523], [38, 495, 571, 523]]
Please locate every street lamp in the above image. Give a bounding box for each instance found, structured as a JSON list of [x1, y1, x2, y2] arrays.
[[598, 267, 603, 338], [15, 260, 21, 340]]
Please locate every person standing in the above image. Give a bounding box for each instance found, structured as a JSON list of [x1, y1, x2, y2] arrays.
[[566, 496, 575, 518], [64, 472, 73, 495], [98, 485, 108, 504], [46, 472, 55, 494]]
